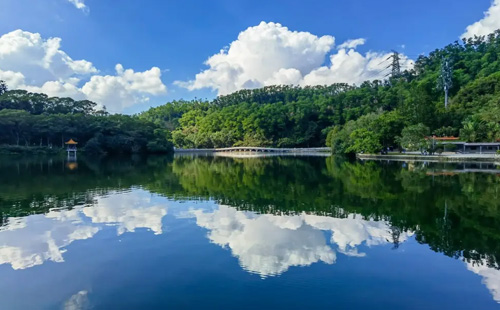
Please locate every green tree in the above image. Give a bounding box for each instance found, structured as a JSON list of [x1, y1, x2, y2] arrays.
[[346, 128, 382, 154], [397, 123, 430, 151]]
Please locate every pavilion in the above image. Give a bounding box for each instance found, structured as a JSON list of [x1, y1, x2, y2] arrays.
[[65, 139, 78, 158]]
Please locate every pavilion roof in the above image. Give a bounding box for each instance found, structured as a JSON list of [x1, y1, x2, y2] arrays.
[[65, 139, 78, 145]]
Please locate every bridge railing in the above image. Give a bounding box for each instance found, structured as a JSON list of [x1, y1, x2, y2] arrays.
[[175, 147, 330, 153]]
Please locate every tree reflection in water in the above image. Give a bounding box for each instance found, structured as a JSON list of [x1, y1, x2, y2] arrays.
[[0, 155, 499, 302]]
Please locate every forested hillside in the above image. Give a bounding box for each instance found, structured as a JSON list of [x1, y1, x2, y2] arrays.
[[141, 31, 500, 153], [1, 31, 500, 154], [0, 89, 172, 154]]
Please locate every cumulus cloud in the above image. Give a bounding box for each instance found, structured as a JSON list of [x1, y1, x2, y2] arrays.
[[462, 0, 500, 38], [175, 22, 335, 95], [303, 50, 413, 86], [80, 64, 166, 112], [0, 30, 167, 112], [191, 206, 412, 277], [0, 69, 26, 89], [176, 22, 413, 95], [0, 30, 96, 85]]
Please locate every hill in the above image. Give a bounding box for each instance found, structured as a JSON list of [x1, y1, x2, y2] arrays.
[[140, 31, 500, 153]]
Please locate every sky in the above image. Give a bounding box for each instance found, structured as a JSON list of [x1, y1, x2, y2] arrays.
[[0, 0, 499, 114]]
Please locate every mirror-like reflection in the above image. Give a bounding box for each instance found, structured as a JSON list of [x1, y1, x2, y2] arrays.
[[0, 155, 499, 308], [190, 205, 413, 277], [0, 190, 167, 270]]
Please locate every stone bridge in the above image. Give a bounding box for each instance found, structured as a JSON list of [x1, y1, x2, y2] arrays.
[[175, 147, 330, 153]]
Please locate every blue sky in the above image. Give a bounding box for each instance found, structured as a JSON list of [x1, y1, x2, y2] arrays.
[[0, 0, 498, 113]]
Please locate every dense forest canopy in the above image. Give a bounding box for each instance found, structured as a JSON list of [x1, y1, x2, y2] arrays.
[[1, 31, 500, 153], [139, 31, 500, 152], [0, 88, 172, 154]]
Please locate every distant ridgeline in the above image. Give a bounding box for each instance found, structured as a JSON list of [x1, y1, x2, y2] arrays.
[[0, 90, 172, 154], [1, 31, 500, 154], [139, 31, 500, 152]]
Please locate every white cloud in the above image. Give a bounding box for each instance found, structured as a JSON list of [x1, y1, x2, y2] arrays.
[[303, 50, 414, 86], [0, 69, 25, 89], [26, 80, 86, 100], [68, 0, 88, 12], [0, 30, 96, 85], [0, 30, 167, 112], [338, 38, 366, 49], [81, 64, 166, 112], [264, 68, 303, 86], [64, 290, 90, 310], [175, 22, 335, 95], [191, 206, 412, 277], [176, 22, 414, 95], [462, 0, 500, 38]]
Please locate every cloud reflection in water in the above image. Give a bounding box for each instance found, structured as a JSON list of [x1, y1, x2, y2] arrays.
[[0, 191, 498, 304], [0, 190, 167, 270], [191, 205, 413, 277]]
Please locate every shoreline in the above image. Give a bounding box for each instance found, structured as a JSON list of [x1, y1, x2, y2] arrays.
[[357, 153, 500, 164]]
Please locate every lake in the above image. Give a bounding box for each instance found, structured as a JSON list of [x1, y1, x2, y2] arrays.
[[0, 155, 499, 309]]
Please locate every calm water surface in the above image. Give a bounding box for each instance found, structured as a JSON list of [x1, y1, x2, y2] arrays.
[[0, 155, 499, 309]]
